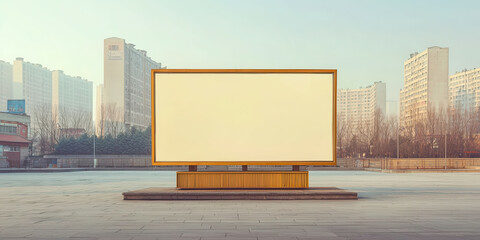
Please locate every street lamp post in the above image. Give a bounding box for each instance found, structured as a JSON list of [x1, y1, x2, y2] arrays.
[[397, 125, 399, 159], [93, 123, 97, 168], [397, 101, 400, 159], [396, 129, 399, 159], [444, 107, 448, 170], [444, 125, 447, 170]]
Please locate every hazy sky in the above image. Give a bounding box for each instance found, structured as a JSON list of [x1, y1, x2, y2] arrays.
[[1, 0, 480, 106]]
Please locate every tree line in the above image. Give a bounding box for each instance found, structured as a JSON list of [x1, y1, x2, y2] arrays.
[[54, 127, 151, 155], [32, 103, 480, 158], [32, 103, 141, 155], [32, 105, 94, 155], [337, 106, 480, 158]]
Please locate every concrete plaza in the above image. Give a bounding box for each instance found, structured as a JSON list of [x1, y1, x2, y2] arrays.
[[0, 170, 479, 240]]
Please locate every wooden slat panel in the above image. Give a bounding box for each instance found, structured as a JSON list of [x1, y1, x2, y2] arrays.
[[177, 171, 308, 189]]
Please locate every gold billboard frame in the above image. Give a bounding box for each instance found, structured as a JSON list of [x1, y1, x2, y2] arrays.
[[151, 69, 337, 166]]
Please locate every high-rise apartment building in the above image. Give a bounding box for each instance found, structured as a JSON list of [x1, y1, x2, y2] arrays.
[[103, 37, 162, 130], [12, 58, 93, 131], [337, 82, 386, 132], [0, 60, 13, 111], [52, 70, 93, 118], [400, 47, 449, 128], [12, 57, 52, 126], [449, 68, 480, 110]]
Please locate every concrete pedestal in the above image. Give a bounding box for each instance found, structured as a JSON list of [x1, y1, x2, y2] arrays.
[[123, 187, 358, 200]]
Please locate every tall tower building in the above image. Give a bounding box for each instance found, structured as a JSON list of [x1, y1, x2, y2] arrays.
[[337, 82, 386, 133], [0, 60, 13, 111], [52, 70, 93, 119], [400, 47, 449, 128], [103, 37, 162, 130], [449, 68, 480, 111], [12, 57, 52, 127]]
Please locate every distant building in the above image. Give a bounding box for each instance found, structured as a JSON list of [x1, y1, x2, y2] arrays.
[[52, 70, 93, 120], [12, 57, 52, 127], [103, 37, 162, 130], [95, 84, 104, 136], [0, 112, 31, 168], [0, 60, 13, 111], [400, 47, 449, 128], [337, 82, 386, 132], [12, 58, 93, 155], [449, 68, 480, 111], [386, 100, 399, 117]]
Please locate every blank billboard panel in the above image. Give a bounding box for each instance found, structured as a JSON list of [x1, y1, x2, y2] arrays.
[[152, 70, 336, 165]]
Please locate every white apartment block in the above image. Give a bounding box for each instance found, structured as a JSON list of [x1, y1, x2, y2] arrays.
[[337, 82, 386, 132], [12, 57, 52, 126], [449, 68, 480, 111], [104, 37, 162, 130], [400, 47, 449, 128], [0, 60, 13, 111], [52, 70, 93, 118]]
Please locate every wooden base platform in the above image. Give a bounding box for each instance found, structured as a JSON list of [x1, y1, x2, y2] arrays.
[[177, 171, 308, 189], [122, 187, 358, 200]]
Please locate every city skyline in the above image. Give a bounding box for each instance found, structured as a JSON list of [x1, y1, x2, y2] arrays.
[[1, 0, 480, 112]]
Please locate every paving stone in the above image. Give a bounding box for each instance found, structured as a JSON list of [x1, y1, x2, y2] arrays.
[[1, 171, 480, 239]]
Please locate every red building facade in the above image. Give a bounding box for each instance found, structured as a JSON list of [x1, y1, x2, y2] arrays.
[[0, 112, 31, 168]]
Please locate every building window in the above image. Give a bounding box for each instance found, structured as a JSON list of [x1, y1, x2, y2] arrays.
[[109, 45, 119, 51], [4, 146, 20, 152], [0, 125, 17, 135]]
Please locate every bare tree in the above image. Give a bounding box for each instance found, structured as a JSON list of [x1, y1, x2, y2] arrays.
[[104, 103, 125, 138], [96, 104, 106, 137], [336, 111, 348, 158], [32, 104, 57, 155], [56, 106, 93, 138]]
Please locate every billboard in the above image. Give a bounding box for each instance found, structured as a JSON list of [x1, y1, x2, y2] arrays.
[[152, 69, 337, 166], [7, 100, 25, 114]]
